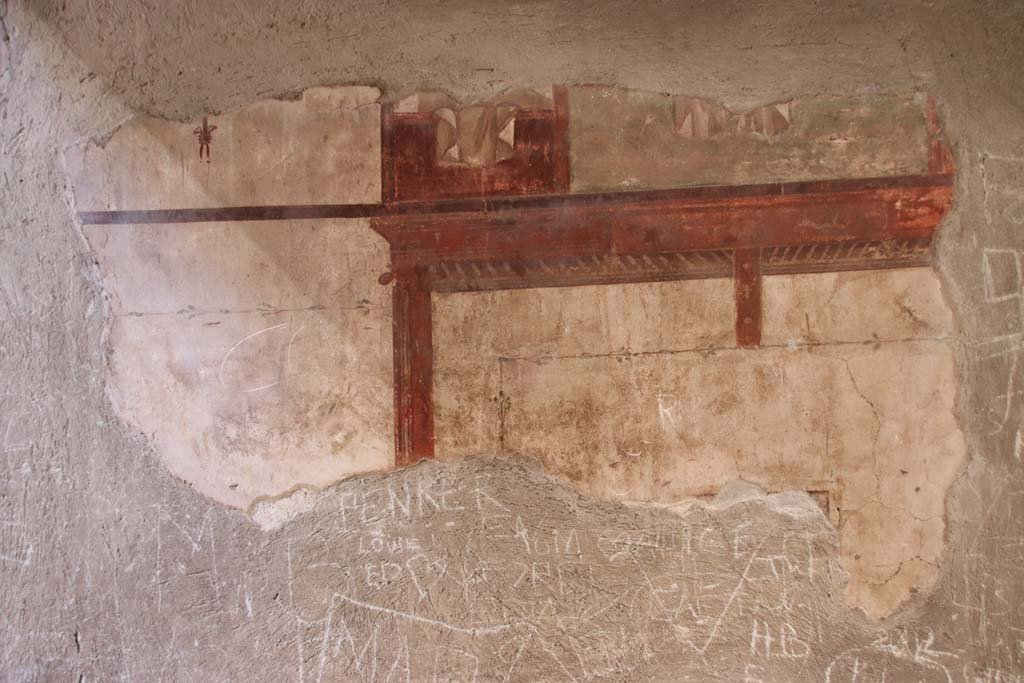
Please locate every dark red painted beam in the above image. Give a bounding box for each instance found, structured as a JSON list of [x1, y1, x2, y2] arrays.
[[372, 175, 952, 266], [421, 238, 932, 293]]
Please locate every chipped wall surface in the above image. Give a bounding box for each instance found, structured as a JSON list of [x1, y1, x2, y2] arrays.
[[4, 0, 1024, 680]]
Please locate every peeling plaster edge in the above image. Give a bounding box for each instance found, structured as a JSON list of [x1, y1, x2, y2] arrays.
[[925, 96, 979, 553], [245, 458, 400, 531], [452, 453, 837, 528], [636, 478, 832, 526], [58, 132, 138, 438], [240, 454, 837, 534], [247, 483, 325, 531], [58, 133, 119, 400], [872, 94, 973, 627]]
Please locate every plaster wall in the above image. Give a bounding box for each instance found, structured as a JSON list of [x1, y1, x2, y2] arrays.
[[2, 0, 1024, 680]]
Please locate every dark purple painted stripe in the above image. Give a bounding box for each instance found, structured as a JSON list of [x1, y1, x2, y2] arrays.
[[77, 173, 953, 225]]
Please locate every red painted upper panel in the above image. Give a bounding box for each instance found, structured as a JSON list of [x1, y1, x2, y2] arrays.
[[382, 87, 571, 203]]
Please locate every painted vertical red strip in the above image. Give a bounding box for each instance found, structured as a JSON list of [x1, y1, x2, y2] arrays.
[[392, 269, 434, 467], [552, 85, 572, 192], [381, 101, 396, 205], [408, 280, 435, 461], [924, 95, 954, 174], [734, 247, 762, 348]]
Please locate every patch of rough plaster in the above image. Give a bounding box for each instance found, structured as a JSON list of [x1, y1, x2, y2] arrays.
[[249, 486, 320, 531], [225, 457, 861, 679], [434, 269, 966, 618]]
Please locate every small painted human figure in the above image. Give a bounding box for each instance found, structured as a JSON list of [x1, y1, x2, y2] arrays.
[[193, 116, 217, 162]]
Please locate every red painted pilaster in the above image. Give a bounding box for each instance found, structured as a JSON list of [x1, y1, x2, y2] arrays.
[[552, 85, 572, 192], [380, 100, 395, 204], [391, 268, 434, 466], [734, 247, 762, 348], [925, 96, 955, 175]]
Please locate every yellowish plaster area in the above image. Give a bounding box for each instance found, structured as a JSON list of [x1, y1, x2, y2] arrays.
[[434, 269, 965, 619]]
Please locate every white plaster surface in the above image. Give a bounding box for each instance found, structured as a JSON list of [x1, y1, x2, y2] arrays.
[[87, 218, 394, 508]]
